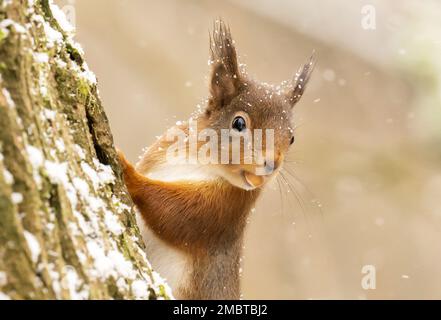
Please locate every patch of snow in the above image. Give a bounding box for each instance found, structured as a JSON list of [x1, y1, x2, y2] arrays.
[[44, 161, 69, 186], [34, 52, 49, 64], [0, 19, 26, 34], [77, 251, 87, 264], [74, 145, 86, 160], [11, 192, 23, 204], [112, 195, 131, 213], [42, 108, 56, 121], [46, 222, 55, 232], [81, 162, 100, 189], [80, 64, 97, 84], [70, 41, 84, 56], [55, 138, 65, 152], [47, 263, 61, 298], [88, 196, 105, 213], [116, 278, 128, 291], [2, 88, 15, 108], [69, 57, 96, 84], [3, 0, 13, 8], [107, 250, 136, 279], [72, 177, 89, 199], [93, 159, 115, 185], [86, 240, 138, 282], [3, 169, 14, 185], [0, 271, 7, 286], [38, 69, 48, 97], [81, 160, 115, 190], [31, 14, 45, 25], [25, 145, 43, 187], [61, 266, 88, 300], [68, 221, 80, 237], [86, 240, 112, 278], [65, 183, 78, 209], [55, 58, 67, 69], [0, 292, 10, 300], [104, 210, 123, 235], [49, 1, 75, 33], [151, 270, 173, 299], [86, 240, 114, 279], [42, 20, 63, 48], [26, 145, 44, 168], [23, 230, 41, 263], [73, 210, 94, 236], [131, 280, 149, 299]]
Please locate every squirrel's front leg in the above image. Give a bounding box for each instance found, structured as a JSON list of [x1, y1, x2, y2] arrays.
[[117, 149, 165, 234], [117, 150, 168, 216], [117, 150, 145, 202], [117, 149, 202, 251]]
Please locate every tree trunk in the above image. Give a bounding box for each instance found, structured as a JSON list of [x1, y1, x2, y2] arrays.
[[0, 0, 172, 299]]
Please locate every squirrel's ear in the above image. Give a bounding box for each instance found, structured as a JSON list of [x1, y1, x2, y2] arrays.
[[288, 53, 316, 109], [208, 20, 242, 110]]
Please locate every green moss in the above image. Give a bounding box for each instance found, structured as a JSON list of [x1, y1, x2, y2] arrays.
[[0, 29, 6, 44], [0, 0, 171, 300], [158, 284, 169, 299], [107, 277, 124, 300], [77, 78, 90, 104], [66, 43, 83, 65]]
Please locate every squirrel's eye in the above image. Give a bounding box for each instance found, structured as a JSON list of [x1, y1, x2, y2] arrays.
[[232, 116, 246, 132], [290, 136, 295, 145]]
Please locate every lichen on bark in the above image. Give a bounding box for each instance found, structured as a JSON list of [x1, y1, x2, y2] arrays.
[[0, 0, 172, 300]]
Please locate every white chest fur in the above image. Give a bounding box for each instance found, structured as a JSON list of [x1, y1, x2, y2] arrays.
[[135, 211, 190, 295], [134, 161, 219, 297]]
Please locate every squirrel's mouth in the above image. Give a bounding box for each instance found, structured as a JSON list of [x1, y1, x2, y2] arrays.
[[242, 170, 266, 189]]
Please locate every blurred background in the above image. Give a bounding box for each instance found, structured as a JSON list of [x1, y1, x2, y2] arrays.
[[54, 0, 441, 299]]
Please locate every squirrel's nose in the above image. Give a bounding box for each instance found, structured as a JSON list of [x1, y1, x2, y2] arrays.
[[263, 158, 280, 174]]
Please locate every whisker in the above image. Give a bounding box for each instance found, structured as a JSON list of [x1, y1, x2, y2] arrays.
[[279, 171, 308, 221], [281, 170, 323, 236], [282, 167, 323, 218], [285, 149, 305, 164], [276, 175, 286, 217]]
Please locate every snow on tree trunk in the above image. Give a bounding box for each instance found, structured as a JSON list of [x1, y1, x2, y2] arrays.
[[0, 0, 172, 300]]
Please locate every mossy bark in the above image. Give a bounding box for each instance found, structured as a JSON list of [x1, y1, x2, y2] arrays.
[[0, 0, 171, 300]]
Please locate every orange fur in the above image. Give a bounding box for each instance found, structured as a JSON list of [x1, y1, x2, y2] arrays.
[[117, 20, 314, 299], [118, 150, 259, 255], [118, 150, 259, 299]]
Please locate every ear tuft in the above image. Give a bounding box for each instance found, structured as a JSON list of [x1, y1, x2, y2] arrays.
[[208, 20, 241, 109], [289, 52, 316, 108]]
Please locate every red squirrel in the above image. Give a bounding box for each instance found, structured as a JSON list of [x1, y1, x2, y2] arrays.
[[118, 20, 315, 300]]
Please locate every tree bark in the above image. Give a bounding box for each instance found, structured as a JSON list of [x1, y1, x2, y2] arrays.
[[0, 0, 172, 299]]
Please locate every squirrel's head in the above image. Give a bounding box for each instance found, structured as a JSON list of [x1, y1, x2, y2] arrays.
[[196, 20, 315, 191]]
